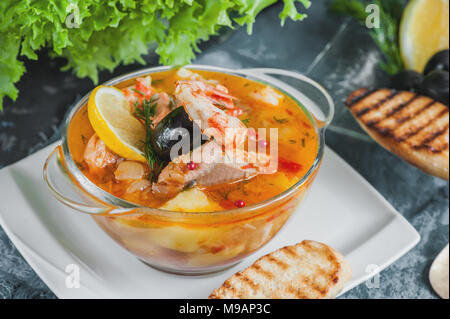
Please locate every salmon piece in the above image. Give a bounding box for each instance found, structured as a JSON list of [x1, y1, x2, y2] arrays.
[[196, 163, 254, 186], [152, 142, 258, 196]]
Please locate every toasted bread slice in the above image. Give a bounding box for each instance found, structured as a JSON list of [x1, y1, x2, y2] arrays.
[[209, 240, 351, 299], [346, 88, 449, 180]]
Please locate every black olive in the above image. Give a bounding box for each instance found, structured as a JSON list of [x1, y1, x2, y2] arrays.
[[151, 107, 207, 161], [423, 50, 449, 75], [389, 70, 424, 92], [418, 70, 449, 106]]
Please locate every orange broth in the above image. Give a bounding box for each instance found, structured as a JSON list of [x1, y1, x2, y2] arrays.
[[68, 69, 318, 210]]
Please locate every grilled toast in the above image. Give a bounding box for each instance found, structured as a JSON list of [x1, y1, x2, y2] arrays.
[[346, 88, 449, 180], [209, 240, 351, 299]]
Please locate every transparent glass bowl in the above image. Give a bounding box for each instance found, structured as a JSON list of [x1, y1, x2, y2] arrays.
[[43, 65, 334, 275]]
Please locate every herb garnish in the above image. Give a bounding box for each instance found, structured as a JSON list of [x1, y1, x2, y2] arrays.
[[131, 88, 146, 96], [329, 0, 405, 75], [273, 116, 289, 124], [241, 118, 251, 126], [133, 95, 166, 181], [151, 79, 164, 85]]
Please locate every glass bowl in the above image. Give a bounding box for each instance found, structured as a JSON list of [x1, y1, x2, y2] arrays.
[[43, 65, 334, 275]]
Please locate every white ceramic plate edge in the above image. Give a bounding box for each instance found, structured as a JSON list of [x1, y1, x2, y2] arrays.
[[0, 142, 420, 299]]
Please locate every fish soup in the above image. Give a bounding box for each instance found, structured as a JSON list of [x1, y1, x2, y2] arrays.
[[68, 69, 318, 212]]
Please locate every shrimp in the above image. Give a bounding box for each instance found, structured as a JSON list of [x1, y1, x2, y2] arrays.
[[249, 86, 283, 107], [153, 80, 276, 194], [83, 134, 119, 173], [152, 92, 172, 127], [176, 69, 240, 111], [123, 76, 172, 127], [175, 80, 247, 149], [123, 76, 154, 106]]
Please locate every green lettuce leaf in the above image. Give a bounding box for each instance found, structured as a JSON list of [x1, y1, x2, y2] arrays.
[[0, 0, 309, 110]]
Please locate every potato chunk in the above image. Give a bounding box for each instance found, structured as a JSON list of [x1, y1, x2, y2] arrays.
[[161, 187, 222, 212]]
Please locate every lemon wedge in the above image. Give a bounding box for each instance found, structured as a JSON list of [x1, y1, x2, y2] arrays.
[[87, 85, 147, 162], [400, 0, 449, 72]]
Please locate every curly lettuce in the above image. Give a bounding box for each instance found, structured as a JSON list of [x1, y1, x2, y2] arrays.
[[0, 0, 310, 110]]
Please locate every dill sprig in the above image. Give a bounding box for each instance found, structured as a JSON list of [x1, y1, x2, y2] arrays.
[[241, 118, 251, 126], [133, 95, 166, 181], [330, 0, 405, 75], [131, 88, 146, 96]]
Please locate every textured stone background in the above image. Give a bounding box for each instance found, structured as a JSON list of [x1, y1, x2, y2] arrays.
[[0, 1, 448, 299]]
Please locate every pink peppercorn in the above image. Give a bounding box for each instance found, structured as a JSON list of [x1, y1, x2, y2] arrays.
[[234, 200, 246, 208], [187, 162, 196, 170]]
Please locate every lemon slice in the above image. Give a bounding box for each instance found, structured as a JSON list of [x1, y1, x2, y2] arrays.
[[87, 85, 147, 162], [400, 0, 449, 72]]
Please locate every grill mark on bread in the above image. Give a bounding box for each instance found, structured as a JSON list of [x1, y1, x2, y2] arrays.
[[286, 243, 340, 298], [252, 263, 274, 280], [346, 89, 391, 114], [287, 277, 323, 299], [267, 255, 289, 270], [209, 240, 352, 299], [299, 274, 327, 297], [427, 126, 449, 153], [345, 88, 449, 180], [347, 89, 448, 149], [301, 239, 317, 252], [393, 107, 448, 143], [235, 271, 261, 293], [286, 286, 308, 299], [395, 100, 436, 125], [281, 245, 299, 259], [355, 90, 398, 117], [345, 88, 375, 106], [362, 93, 417, 127], [410, 122, 449, 152], [375, 99, 435, 134], [386, 95, 419, 117]]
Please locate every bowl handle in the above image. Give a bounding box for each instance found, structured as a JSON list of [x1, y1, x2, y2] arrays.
[[43, 145, 131, 215], [239, 68, 335, 128]]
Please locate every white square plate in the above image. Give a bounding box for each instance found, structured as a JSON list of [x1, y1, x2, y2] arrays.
[[0, 143, 420, 298]]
